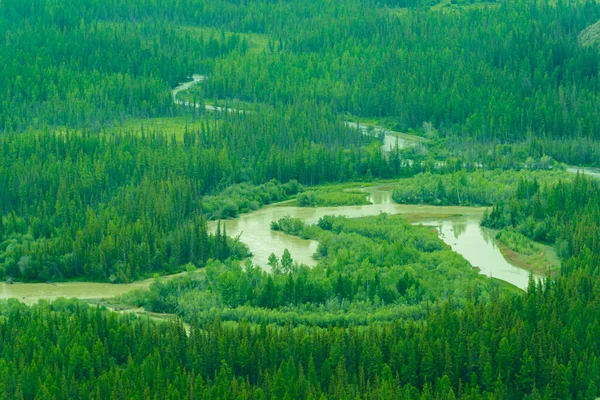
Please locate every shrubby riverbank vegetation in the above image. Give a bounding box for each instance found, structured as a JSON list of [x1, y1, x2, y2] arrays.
[[392, 169, 570, 206], [3, 0, 600, 397], [120, 213, 497, 326], [0, 108, 407, 282], [2, 175, 594, 399], [389, 169, 572, 275], [494, 228, 560, 276], [482, 173, 600, 268], [295, 188, 371, 207], [4, 182, 600, 399]]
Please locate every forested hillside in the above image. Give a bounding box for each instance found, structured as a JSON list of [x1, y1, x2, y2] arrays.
[[4, 0, 600, 282], [3, 0, 600, 158], [0, 0, 255, 130], [3, 0, 600, 398], [483, 173, 600, 270]]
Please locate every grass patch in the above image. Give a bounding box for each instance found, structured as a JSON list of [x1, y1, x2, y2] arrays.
[[495, 228, 560, 276], [177, 26, 270, 54], [403, 213, 461, 223], [294, 189, 371, 207], [111, 116, 217, 142], [45, 116, 218, 144], [579, 19, 600, 49], [388, 1, 500, 17], [431, 0, 502, 11]]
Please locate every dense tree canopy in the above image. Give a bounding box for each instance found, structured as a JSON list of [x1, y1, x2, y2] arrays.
[[3, 0, 600, 398]]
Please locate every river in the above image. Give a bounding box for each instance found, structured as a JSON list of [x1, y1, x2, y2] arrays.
[[0, 271, 195, 306], [0, 185, 537, 305], [171, 74, 206, 103], [343, 121, 417, 151], [0, 278, 151, 306], [566, 166, 600, 179], [0, 78, 551, 304], [172, 74, 246, 113], [208, 185, 541, 289], [172, 76, 420, 151]]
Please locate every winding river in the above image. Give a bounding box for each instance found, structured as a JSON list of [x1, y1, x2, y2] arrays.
[[343, 121, 420, 151], [171, 74, 206, 103], [0, 77, 563, 304], [0, 185, 539, 305], [169, 75, 546, 289], [172, 74, 245, 113], [208, 186, 541, 290], [172, 75, 421, 151], [173, 75, 600, 175]]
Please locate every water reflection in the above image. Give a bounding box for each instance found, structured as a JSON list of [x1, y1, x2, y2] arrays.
[[451, 221, 467, 239], [481, 226, 498, 245], [420, 216, 541, 289]]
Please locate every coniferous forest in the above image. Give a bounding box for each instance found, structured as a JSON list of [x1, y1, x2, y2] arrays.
[[3, 0, 600, 398]]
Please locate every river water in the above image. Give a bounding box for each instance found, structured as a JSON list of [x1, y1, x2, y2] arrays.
[[343, 121, 414, 151], [0, 270, 199, 306], [171, 74, 206, 104], [420, 217, 538, 289], [566, 166, 600, 179], [172, 74, 244, 113], [208, 186, 540, 289]]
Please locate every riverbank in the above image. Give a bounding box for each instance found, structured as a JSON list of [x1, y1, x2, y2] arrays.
[[494, 234, 561, 277], [0, 269, 195, 306]]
